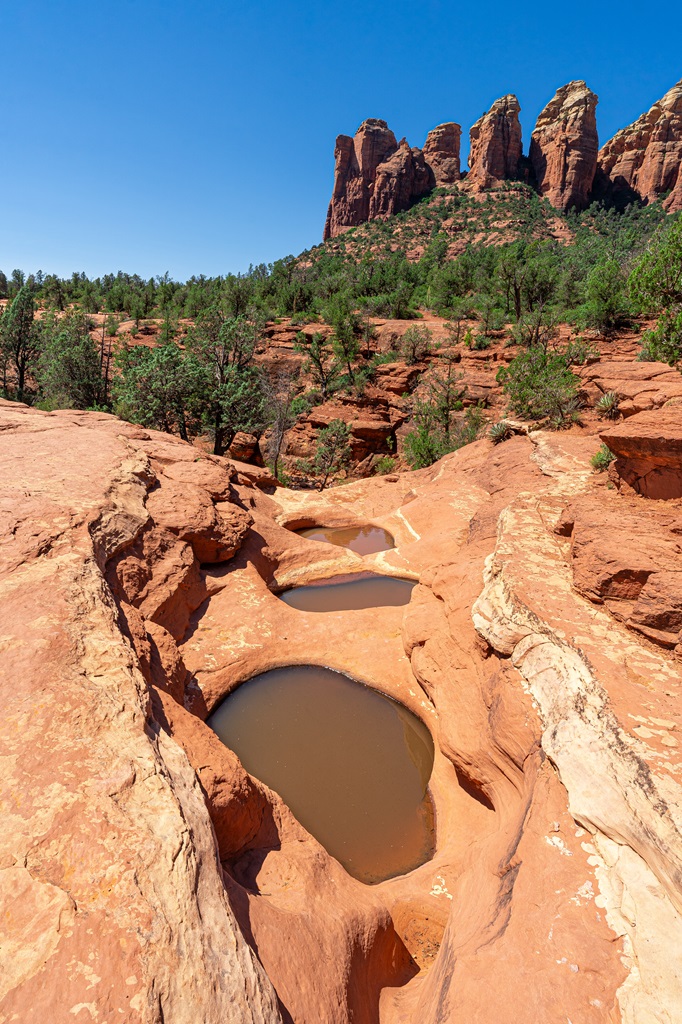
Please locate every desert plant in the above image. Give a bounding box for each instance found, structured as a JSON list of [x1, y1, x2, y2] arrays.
[[399, 325, 432, 365], [590, 443, 615, 472], [595, 391, 620, 419], [489, 420, 513, 444]]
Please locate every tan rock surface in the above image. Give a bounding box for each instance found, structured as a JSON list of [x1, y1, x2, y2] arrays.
[[0, 402, 282, 1023], [601, 406, 682, 498]]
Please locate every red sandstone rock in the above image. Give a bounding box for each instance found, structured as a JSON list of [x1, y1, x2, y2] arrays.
[[468, 94, 522, 186], [324, 119, 460, 239], [601, 406, 682, 498], [529, 81, 599, 210], [369, 139, 433, 219], [422, 122, 461, 186], [597, 80, 682, 211], [323, 119, 399, 240]]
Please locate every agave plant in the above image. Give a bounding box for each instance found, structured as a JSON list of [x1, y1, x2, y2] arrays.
[[595, 390, 620, 419], [489, 420, 513, 444]]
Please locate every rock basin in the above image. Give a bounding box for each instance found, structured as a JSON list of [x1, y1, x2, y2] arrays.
[[296, 524, 395, 555], [279, 572, 416, 612], [208, 664, 435, 883]]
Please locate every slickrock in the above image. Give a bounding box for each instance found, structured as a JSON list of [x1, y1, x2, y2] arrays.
[[468, 94, 522, 186], [3, 395, 682, 1024], [422, 122, 461, 186], [529, 80, 599, 210], [597, 80, 682, 212], [0, 402, 281, 1024], [600, 406, 682, 498]]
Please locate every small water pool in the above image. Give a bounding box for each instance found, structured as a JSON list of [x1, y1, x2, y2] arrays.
[[297, 524, 395, 556], [279, 572, 416, 612], [208, 665, 434, 883]]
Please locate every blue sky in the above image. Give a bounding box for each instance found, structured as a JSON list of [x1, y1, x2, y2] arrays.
[[1, 0, 680, 280]]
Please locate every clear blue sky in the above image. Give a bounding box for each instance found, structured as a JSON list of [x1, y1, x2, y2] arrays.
[[1, 0, 680, 281]]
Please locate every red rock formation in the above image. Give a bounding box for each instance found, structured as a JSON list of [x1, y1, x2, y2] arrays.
[[529, 80, 599, 210], [324, 120, 460, 239], [422, 122, 461, 186], [468, 94, 522, 186], [597, 80, 682, 212], [600, 406, 682, 498], [369, 139, 433, 219], [324, 119, 399, 240]]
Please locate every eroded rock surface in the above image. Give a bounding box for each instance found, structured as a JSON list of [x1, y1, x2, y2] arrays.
[[2, 396, 682, 1024], [597, 80, 682, 212], [468, 94, 522, 186], [529, 80, 599, 210]]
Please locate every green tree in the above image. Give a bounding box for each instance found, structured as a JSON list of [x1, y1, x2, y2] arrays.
[[113, 342, 203, 441], [630, 218, 682, 364], [294, 331, 339, 398], [1, 285, 40, 402], [185, 307, 265, 454], [399, 325, 433, 365], [496, 347, 580, 425], [583, 259, 630, 334], [303, 419, 352, 490], [37, 310, 104, 409]]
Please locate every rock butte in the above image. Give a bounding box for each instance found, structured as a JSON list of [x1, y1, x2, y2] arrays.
[[3, 393, 682, 1023], [324, 78, 682, 237]]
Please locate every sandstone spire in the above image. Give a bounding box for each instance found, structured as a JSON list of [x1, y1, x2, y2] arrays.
[[529, 80, 599, 210], [468, 95, 522, 186], [423, 122, 461, 186], [597, 79, 682, 213]]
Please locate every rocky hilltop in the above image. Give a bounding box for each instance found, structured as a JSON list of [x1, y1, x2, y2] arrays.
[[325, 78, 682, 237], [3, 369, 682, 1021]]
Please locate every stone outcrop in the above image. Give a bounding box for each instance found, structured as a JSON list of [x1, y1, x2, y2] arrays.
[[597, 80, 682, 212], [324, 119, 460, 239], [468, 94, 522, 186], [600, 406, 682, 498], [529, 80, 599, 210], [4, 391, 682, 1023], [422, 122, 462, 186], [324, 79, 682, 235]]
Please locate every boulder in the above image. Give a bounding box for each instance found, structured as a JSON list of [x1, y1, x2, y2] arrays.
[[601, 406, 682, 498]]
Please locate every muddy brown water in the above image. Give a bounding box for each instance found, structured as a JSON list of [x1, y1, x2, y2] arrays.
[[208, 665, 435, 884], [279, 573, 416, 612], [297, 524, 395, 555]]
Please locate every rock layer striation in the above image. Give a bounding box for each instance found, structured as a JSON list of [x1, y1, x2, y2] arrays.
[[468, 94, 523, 186], [529, 80, 599, 210]]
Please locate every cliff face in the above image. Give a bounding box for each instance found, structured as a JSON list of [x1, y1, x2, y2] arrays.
[[468, 94, 522, 186], [325, 79, 682, 236], [596, 80, 682, 212], [323, 119, 460, 239], [529, 80, 599, 211]]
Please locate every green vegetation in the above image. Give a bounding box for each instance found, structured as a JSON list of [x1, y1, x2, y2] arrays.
[[0, 186, 679, 483], [595, 390, 620, 419], [299, 419, 352, 489], [590, 443, 616, 472], [630, 217, 682, 365], [489, 420, 514, 444]]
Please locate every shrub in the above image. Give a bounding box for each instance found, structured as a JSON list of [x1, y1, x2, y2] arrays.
[[489, 420, 514, 444], [590, 443, 615, 472], [398, 325, 433, 364], [374, 455, 396, 475], [595, 391, 620, 419], [496, 347, 580, 425]]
